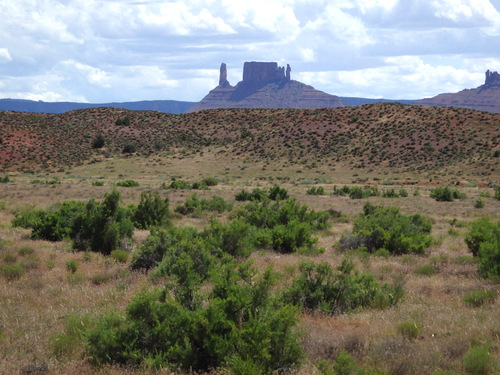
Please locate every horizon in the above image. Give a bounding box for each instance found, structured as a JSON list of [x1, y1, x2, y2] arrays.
[[1, 1, 499, 103]]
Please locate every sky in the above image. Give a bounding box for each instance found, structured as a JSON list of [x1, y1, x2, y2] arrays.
[[1, 0, 500, 103]]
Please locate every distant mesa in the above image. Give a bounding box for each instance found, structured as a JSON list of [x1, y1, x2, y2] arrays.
[[186, 61, 344, 112], [416, 69, 500, 113]]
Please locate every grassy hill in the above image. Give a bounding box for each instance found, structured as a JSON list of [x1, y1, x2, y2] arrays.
[[0, 103, 499, 181]]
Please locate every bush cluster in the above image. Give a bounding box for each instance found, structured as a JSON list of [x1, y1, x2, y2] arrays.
[[12, 189, 135, 255], [340, 203, 433, 255], [234, 197, 330, 253], [430, 186, 466, 201], [236, 185, 289, 202], [465, 218, 500, 279], [174, 193, 232, 216], [283, 259, 403, 314], [85, 262, 303, 373], [332, 185, 380, 199], [116, 180, 139, 187], [306, 186, 326, 195], [162, 177, 218, 191]]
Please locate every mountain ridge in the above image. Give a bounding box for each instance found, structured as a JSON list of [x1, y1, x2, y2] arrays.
[[0, 98, 196, 114]]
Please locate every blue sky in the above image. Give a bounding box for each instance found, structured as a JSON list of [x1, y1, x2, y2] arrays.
[[1, 0, 500, 103]]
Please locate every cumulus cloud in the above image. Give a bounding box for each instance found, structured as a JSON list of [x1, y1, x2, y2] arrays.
[[0, 0, 500, 102]]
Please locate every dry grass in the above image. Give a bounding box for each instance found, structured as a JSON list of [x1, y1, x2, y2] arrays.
[[1, 157, 499, 374]]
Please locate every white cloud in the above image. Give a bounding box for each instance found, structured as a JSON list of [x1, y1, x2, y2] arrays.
[[59, 60, 111, 88], [0, 48, 11, 62], [1, 0, 500, 103], [297, 56, 485, 99]]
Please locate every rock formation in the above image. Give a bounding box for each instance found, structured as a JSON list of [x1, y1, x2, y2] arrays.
[[485, 69, 500, 87], [416, 69, 500, 113], [219, 63, 231, 88], [187, 62, 344, 112], [242, 62, 286, 82]]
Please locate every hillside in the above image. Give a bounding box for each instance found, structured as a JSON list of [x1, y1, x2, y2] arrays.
[[0, 103, 499, 178], [416, 70, 500, 113]]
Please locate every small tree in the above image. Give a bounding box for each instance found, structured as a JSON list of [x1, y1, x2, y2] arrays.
[[133, 192, 170, 229], [91, 134, 105, 149]]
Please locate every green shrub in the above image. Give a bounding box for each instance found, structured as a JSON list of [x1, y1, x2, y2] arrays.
[[349, 186, 369, 199], [474, 199, 485, 209], [413, 264, 436, 276], [45, 260, 55, 269], [340, 203, 433, 255], [91, 134, 105, 149], [131, 226, 221, 272], [317, 360, 335, 375], [174, 194, 232, 216], [396, 321, 420, 341], [204, 219, 254, 258], [11, 207, 45, 229], [0, 175, 10, 183], [50, 314, 90, 358], [333, 350, 356, 375], [18, 246, 34, 256], [462, 346, 493, 375], [307, 186, 326, 195], [2, 252, 17, 264], [270, 220, 317, 253], [133, 192, 170, 229], [234, 197, 329, 253], [0, 263, 25, 280], [282, 259, 402, 314], [463, 290, 498, 307], [85, 263, 303, 373], [465, 218, 500, 279], [268, 185, 289, 200], [493, 186, 500, 201], [430, 186, 466, 202], [92, 181, 104, 187], [115, 116, 130, 126], [71, 189, 134, 255], [66, 260, 78, 273], [235, 188, 267, 201], [116, 179, 139, 187], [122, 143, 136, 154], [110, 250, 129, 263], [399, 188, 409, 197], [201, 177, 218, 186], [373, 248, 390, 258], [90, 272, 115, 285], [382, 188, 399, 198], [332, 185, 379, 199], [165, 179, 192, 190]]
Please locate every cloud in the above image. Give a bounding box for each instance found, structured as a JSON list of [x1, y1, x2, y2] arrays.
[[0, 48, 11, 62], [1, 0, 500, 103], [296, 55, 486, 99]]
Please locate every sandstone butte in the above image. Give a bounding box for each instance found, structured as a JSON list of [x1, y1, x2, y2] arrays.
[[186, 62, 345, 112], [416, 70, 500, 114]]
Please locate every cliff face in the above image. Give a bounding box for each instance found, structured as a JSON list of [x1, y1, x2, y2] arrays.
[[187, 62, 344, 112], [416, 70, 500, 113]]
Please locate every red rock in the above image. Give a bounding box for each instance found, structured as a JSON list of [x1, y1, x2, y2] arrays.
[[416, 70, 500, 113], [187, 62, 344, 112]]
